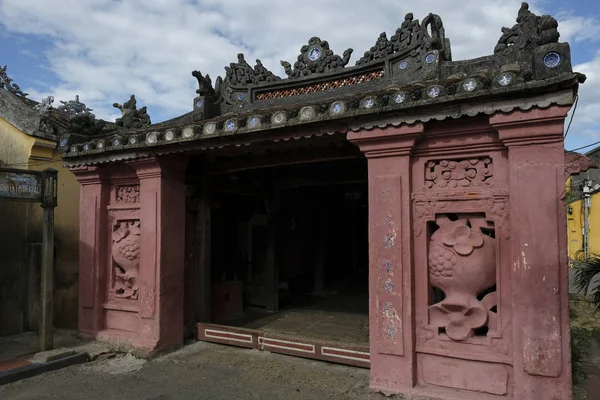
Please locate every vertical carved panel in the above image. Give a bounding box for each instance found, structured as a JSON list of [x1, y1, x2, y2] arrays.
[[518, 166, 562, 378], [140, 191, 157, 319], [80, 192, 97, 308], [111, 220, 140, 299], [374, 176, 403, 356], [427, 214, 497, 341]]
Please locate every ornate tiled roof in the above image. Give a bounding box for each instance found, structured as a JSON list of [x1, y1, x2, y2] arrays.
[[58, 3, 584, 164]]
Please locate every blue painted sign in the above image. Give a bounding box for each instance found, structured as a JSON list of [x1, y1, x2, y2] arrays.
[[0, 169, 42, 201]]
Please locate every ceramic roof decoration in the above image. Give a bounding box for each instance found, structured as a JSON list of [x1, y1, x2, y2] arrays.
[[56, 3, 584, 165]]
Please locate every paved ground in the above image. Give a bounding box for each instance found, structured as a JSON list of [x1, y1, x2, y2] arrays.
[[0, 330, 85, 363], [0, 342, 380, 400]]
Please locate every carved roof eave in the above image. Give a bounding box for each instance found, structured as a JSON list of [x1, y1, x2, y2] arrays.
[[61, 74, 579, 168]]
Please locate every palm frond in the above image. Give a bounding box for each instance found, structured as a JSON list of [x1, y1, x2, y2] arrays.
[[572, 255, 600, 310]]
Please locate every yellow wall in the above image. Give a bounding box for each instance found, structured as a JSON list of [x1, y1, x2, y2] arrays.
[[567, 178, 600, 260], [0, 118, 79, 333]]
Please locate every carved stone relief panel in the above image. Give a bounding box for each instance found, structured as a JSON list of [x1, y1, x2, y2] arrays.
[[425, 157, 493, 189], [428, 213, 497, 341], [116, 185, 140, 204], [111, 220, 140, 299]]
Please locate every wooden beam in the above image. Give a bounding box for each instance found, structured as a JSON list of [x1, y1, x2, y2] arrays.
[[206, 147, 362, 176]]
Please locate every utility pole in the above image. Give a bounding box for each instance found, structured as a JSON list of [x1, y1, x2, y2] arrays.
[[40, 169, 58, 351], [583, 180, 592, 261]]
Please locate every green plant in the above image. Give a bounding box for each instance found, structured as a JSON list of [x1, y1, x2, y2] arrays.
[[571, 325, 591, 386], [572, 255, 600, 311]]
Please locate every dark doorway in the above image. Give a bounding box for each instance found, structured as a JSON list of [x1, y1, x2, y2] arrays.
[[197, 157, 369, 346]]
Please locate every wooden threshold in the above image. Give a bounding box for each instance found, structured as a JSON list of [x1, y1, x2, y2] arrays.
[[197, 322, 370, 369]]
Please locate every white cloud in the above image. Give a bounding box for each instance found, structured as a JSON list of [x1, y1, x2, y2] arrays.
[[556, 13, 600, 44], [0, 0, 597, 135], [565, 52, 600, 147]]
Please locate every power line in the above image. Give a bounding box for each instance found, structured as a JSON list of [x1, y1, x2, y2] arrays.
[[0, 159, 62, 169], [564, 94, 579, 140], [568, 140, 600, 153]]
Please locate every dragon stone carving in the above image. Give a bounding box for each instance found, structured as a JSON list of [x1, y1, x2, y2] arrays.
[[0, 65, 28, 97], [356, 12, 449, 66], [223, 54, 281, 86], [281, 37, 353, 78], [494, 2, 559, 54], [113, 95, 151, 129], [112, 220, 141, 299], [57, 95, 106, 135], [192, 70, 217, 97]]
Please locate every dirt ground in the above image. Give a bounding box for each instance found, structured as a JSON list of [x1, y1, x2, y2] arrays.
[[0, 342, 380, 400], [1, 298, 599, 399]]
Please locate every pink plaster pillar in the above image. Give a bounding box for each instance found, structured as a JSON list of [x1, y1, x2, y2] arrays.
[[348, 124, 423, 395], [130, 157, 188, 351], [71, 166, 109, 337], [491, 106, 572, 400]]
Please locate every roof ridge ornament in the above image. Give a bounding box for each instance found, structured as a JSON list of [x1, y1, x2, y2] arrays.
[[113, 95, 151, 129], [57, 95, 105, 135], [0, 65, 28, 97], [280, 37, 353, 78], [35, 96, 55, 134], [356, 12, 450, 66], [192, 70, 217, 98], [494, 2, 559, 54], [224, 54, 281, 86]]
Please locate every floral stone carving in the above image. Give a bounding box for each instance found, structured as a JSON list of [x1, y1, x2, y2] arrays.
[[116, 185, 140, 204], [425, 157, 493, 189], [428, 214, 496, 341], [112, 220, 141, 299]]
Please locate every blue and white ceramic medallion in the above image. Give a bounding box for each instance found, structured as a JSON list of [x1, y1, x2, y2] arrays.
[[332, 101, 344, 114], [225, 120, 236, 131], [60, 138, 68, 147], [425, 53, 435, 64], [113, 138, 120, 146], [543, 51, 561, 68], [393, 92, 406, 104], [463, 78, 477, 92], [362, 97, 375, 109], [249, 116, 259, 127], [399, 60, 408, 70], [83, 144, 90, 151], [308, 47, 321, 61], [196, 99, 203, 108], [498, 73, 512, 86], [237, 93, 245, 101], [427, 85, 441, 98]]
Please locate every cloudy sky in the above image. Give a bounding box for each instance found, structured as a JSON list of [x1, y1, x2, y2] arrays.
[[0, 0, 598, 152]]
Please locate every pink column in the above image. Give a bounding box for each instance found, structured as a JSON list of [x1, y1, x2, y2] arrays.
[[131, 157, 188, 351], [71, 166, 109, 337], [348, 124, 422, 394], [491, 106, 572, 400]]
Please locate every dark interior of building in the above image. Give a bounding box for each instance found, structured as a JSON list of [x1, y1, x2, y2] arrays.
[[195, 155, 370, 345]]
